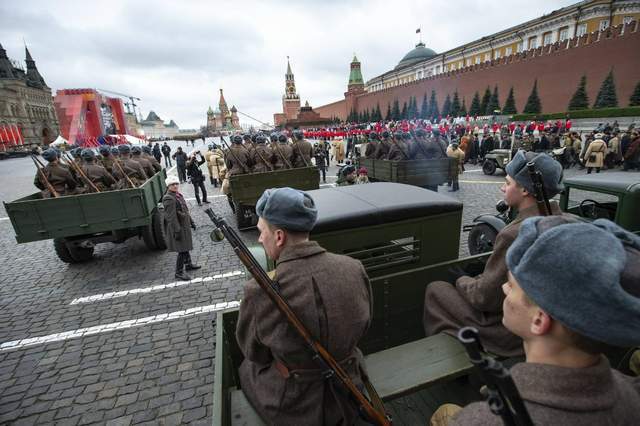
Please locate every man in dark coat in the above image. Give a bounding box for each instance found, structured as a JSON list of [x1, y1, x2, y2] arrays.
[[291, 130, 313, 167], [446, 216, 640, 425], [424, 152, 564, 357], [185, 152, 209, 206], [162, 175, 200, 281], [236, 187, 373, 426], [161, 142, 172, 167], [152, 143, 162, 164], [172, 146, 188, 183], [313, 142, 328, 183]]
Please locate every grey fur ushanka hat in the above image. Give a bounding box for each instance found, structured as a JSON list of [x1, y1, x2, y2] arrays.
[[256, 187, 317, 232], [505, 151, 563, 197]]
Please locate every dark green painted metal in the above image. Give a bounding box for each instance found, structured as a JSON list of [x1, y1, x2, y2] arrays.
[[229, 167, 320, 206], [4, 170, 167, 243], [358, 158, 455, 187]]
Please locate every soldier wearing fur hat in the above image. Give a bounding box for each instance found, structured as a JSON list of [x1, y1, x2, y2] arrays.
[[162, 175, 200, 281], [225, 135, 251, 175], [33, 148, 79, 197], [273, 133, 294, 170], [291, 129, 313, 168], [424, 151, 564, 357], [443, 216, 640, 425], [80, 149, 116, 192], [112, 144, 148, 187], [250, 134, 276, 173], [236, 187, 373, 425]]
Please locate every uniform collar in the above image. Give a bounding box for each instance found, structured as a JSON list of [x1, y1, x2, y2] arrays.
[[513, 201, 561, 224], [276, 240, 326, 265]]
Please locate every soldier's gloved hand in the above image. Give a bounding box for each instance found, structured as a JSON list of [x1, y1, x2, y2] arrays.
[[191, 222, 197, 230], [174, 232, 181, 241]]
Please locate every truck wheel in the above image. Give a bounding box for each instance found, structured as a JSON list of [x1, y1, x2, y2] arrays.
[[468, 224, 498, 255], [482, 160, 496, 175], [141, 223, 158, 250], [53, 238, 75, 263], [152, 209, 167, 250], [69, 245, 95, 262]]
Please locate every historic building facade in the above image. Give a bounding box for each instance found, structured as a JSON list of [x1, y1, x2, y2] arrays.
[[314, 0, 640, 120], [206, 89, 240, 132], [0, 43, 59, 146], [139, 111, 180, 139]]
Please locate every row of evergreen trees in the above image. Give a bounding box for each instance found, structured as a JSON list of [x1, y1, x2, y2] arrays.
[[346, 71, 640, 123]]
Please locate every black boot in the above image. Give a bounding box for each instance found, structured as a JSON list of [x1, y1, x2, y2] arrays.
[[175, 253, 191, 281], [210, 176, 215, 185], [185, 252, 201, 271]]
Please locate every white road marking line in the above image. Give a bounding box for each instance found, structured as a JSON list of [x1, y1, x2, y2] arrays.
[[458, 180, 503, 184], [0, 217, 9, 221], [70, 270, 244, 305], [184, 194, 227, 202], [0, 300, 241, 352], [463, 169, 484, 173]]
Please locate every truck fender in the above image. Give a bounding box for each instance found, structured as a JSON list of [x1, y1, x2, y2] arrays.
[[471, 214, 507, 234]]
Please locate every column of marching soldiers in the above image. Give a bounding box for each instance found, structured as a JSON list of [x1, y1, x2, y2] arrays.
[[32, 144, 162, 198]]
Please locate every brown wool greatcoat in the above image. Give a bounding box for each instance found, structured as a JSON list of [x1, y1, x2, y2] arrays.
[[80, 163, 116, 191], [451, 357, 640, 425], [225, 144, 250, 175], [251, 144, 276, 173], [273, 143, 294, 170], [162, 191, 193, 253], [584, 138, 607, 168], [33, 162, 78, 197], [424, 203, 561, 357], [236, 241, 373, 426], [292, 139, 313, 168]]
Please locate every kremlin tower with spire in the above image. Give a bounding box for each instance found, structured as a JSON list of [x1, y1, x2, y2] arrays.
[[274, 57, 301, 126]]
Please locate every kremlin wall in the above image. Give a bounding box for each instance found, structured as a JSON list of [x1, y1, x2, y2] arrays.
[[312, 18, 640, 122]]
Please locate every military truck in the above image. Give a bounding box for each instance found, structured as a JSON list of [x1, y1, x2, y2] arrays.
[[357, 158, 456, 189], [229, 166, 319, 229], [481, 149, 511, 175], [4, 169, 168, 263], [465, 171, 640, 255]]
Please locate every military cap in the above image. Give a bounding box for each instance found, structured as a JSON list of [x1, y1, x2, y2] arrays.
[[81, 149, 95, 160], [256, 134, 266, 144], [506, 216, 640, 347], [142, 145, 152, 154], [256, 187, 318, 232], [505, 151, 563, 197], [381, 131, 390, 139], [118, 144, 131, 154], [111, 147, 120, 155], [98, 145, 110, 155], [42, 148, 58, 162], [232, 135, 243, 144], [278, 133, 288, 143], [131, 146, 142, 154], [369, 132, 379, 140], [71, 147, 82, 157]]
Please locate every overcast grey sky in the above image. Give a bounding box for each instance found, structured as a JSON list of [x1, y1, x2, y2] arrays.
[[1, 0, 576, 130]]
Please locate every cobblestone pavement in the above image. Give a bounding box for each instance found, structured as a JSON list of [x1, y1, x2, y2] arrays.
[[0, 148, 635, 425]]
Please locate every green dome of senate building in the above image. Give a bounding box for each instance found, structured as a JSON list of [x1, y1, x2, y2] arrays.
[[395, 42, 437, 69]]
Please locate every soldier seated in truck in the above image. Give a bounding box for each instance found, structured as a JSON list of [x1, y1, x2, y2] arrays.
[[423, 151, 564, 357], [33, 148, 78, 197]]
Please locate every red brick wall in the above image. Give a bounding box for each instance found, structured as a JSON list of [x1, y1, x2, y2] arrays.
[[316, 22, 640, 121]]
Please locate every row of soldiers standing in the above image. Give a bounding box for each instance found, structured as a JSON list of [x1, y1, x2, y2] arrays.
[[33, 144, 162, 198], [224, 130, 313, 176]]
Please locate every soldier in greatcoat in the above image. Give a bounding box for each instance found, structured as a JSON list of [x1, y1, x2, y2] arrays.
[[162, 175, 200, 281], [112, 144, 148, 187], [204, 145, 226, 186], [142, 145, 162, 173], [98, 145, 115, 174], [387, 131, 410, 161], [250, 134, 275, 173], [131, 146, 156, 177], [80, 149, 116, 192], [374, 131, 391, 159], [364, 132, 378, 159], [273, 133, 294, 170], [225, 135, 251, 176], [423, 152, 564, 357], [33, 148, 79, 197], [236, 187, 373, 425], [291, 130, 313, 167]]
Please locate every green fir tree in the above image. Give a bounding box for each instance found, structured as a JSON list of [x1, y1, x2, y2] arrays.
[[373, 103, 382, 121], [502, 87, 518, 114], [451, 91, 461, 117], [385, 103, 392, 121], [401, 101, 408, 119], [487, 85, 500, 114], [429, 90, 439, 119], [469, 91, 482, 116], [523, 80, 542, 114], [480, 86, 492, 115], [420, 94, 429, 119], [460, 98, 468, 116], [392, 100, 401, 120], [568, 75, 589, 110], [629, 81, 640, 107], [593, 70, 618, 109], [442, 94, 452, 117]]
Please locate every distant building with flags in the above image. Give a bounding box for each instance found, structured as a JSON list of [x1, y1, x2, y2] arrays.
[[0, 42, 60, 149]]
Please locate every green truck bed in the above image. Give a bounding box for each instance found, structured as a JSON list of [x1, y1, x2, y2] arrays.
[[358, 158, 455, 188], [4, 169, 167, 244]]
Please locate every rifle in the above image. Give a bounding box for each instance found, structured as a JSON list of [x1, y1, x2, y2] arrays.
[[31, 155, 60, 198], [62, 154, 101, 193], [458, 327, 533, 426], [387, 138, 410, 160], [292, 139, 310, 167], [240, 139, 275, 172], [526, 162, 551, 216], [204, 208, 391, 426], [219, 136, 251, 174], [273, 140, 293, 169], [112, 158, 136, 188]]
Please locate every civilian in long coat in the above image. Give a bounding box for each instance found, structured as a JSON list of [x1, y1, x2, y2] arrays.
[[424, 152, 564, 357], [236, 188, 372, 425], [584, 135, 607, 173], [162, 175, 200, 281]]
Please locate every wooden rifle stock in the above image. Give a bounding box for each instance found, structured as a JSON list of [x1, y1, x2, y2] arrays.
[[273, 140, 293, 169], [112, 158, 136, 188], [458, 327, 533, 426], [31, 155, 60, 198], [63, 154, 101, 193], [526, 162, 551, 216], [292, 139, 310, 167], [220, 136, 251, 174], [204, 208, 391, 426]]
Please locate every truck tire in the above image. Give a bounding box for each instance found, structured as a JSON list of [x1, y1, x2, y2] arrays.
[[482, 160, 496, 175], [468, 223, 498, 255], [152, 209, 167, 250], [53, 238, 75, 263], [141, 223, 158, 250], [68, 245, 94, 262]]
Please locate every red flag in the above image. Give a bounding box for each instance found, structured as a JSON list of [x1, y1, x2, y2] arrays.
[[15, 125, 24, 144], [9, 124, 18, 145]]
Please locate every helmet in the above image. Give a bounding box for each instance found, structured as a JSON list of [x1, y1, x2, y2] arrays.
[[342, 165, 356, 176], [131, 146, 142, 154], [42, 149, 57, 162], [270, 132, 278, 142], [81, 149, 95, 160], [98, 145, 110, 155], [232, 135, 243, 144], [256, 134, 266, 144], [71, 147, 82, 158], [278, 133, 287, 143], [118, 144, 131, 154], [381, 131, 390, 139], [142, 145, 152, 154], [111, 147, 120, 155], [293, 130, 304, 140]]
